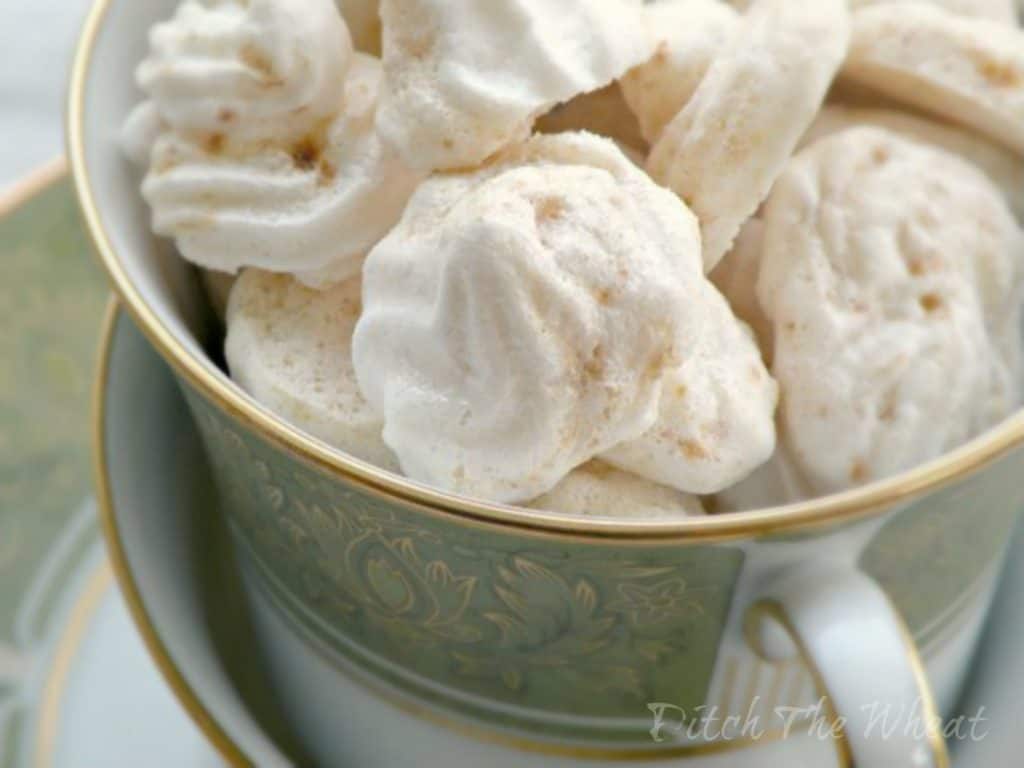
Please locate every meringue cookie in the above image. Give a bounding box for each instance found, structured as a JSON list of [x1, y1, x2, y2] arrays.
[[759, 127, 1019, 494], [137, 0, 352, 145], [801, 105, 1024, 222], [602, 281, 778, 495], [535, 84, 647, 157], [335, 0, 381, 55], [849, 0, 1018, 24], [648, 0, 850, 271], [225, 269, 399, 471], [353, 133, 703, 503], [620, 0, 738, 144], [142, 55, 424, 286], [375, 0, 656, 171], [120, 101, 164, 168], [528, 462, 704, 519], [710, 218, 773, 362], [842, 4, 1024, 156]]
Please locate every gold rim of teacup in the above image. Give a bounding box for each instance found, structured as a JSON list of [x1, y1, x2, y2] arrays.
[[69, 0, 1024, 545]]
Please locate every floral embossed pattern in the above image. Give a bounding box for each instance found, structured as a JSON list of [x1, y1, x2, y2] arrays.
[[184, 392, 743, 743], [180, 373, 1024, 744]]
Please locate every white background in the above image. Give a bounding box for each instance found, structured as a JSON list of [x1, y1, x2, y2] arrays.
[[0, 0, 94, 189]]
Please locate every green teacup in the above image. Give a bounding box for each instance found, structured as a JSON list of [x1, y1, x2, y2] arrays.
[[70, 0, 1024, 764]]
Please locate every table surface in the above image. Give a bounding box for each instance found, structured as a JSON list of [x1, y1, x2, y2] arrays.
[[0, 0, 94, 190]]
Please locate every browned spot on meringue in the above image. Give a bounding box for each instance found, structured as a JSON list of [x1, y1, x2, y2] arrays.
[[291, 135, 323, 171], [680, 439, 707, 460]]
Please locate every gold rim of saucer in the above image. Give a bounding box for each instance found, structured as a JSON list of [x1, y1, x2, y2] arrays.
[[69, 0, 1024, 544], [92, 302, 252, 768]]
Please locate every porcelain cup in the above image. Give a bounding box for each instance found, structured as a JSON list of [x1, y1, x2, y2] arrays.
[[69, 1, 1024, 764]]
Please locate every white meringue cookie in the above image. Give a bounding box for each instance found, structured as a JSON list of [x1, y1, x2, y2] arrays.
[[620, 0, 738, 144], [801, 105, 1024, 222], [602, 281, 779, 496], [120, 101, 165, 168], [225, 269, 399, 471], [352, 133, 703, 504], [375, 0, 656, 171], [841, 4, 1024, 156], [335, 0, 381, 55], [528, 462, 704, 519], [648, 0, 850, 271], [137, 0, 352, 144], [141, 55, 424, 287], [759, 127, 1020, 494]]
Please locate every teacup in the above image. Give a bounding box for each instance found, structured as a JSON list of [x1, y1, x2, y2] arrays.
[[69, 0, 1024, 764]]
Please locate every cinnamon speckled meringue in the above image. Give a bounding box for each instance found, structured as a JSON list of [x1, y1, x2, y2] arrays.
[[759, 127, 1022, 494], [225, 269, 399, 471], [141, 55, 424, 287], [801, 105, 1024, 222], [602, 280, 779, 495], [353, 133, 703, 503], [137, 0, 352, 144], [841, 4, 1024, 156], [648, 0, 850, 271], [375, 0, 656, 171]]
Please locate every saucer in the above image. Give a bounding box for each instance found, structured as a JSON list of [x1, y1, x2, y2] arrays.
[[21, 546, 220, 768], [96, 304, 1024, 767]]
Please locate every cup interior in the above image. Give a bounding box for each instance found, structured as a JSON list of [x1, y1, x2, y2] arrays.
[[80, 0, 221, 368]]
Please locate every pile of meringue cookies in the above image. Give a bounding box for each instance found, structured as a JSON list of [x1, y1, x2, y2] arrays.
[[123, 0, 1024, 519]]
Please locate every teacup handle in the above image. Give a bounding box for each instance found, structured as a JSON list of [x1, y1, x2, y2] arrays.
[[745, 561, 950, 768]]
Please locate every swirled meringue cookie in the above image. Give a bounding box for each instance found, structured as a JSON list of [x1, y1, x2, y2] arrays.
[[225, 269, 399, 471], [375, 0, 656, 171], [602, 282, 778, 495], [759, 128, 1020, 494], [137, 0, 352, 144], [120, 101, 164, 168], [528, 462, 704, 518], [648, 0, 850, 271], [353, 133, 703, 504], [141, 55, 424, 287], [620, 0, 738, 144], [801, 105, 1024, 222], [335, 0, 382, 55], [842, 4, 1024, 156]]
